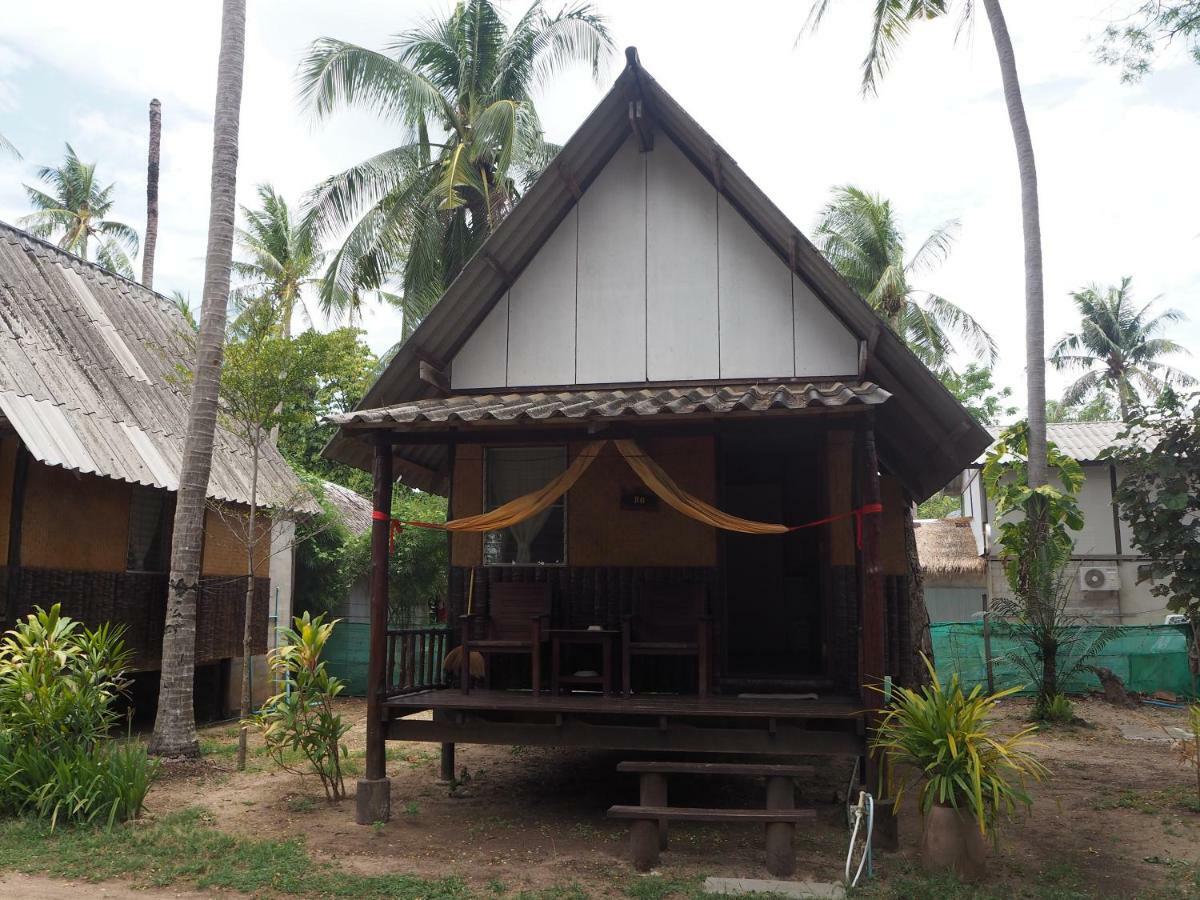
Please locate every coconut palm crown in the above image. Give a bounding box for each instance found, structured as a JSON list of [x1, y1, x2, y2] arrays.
[[1050, 277, 1194, 421], [20, 143, 140, 278], [234, 184, 349, 336], [814, 185, 996, 372], [300, 0, 613, 327]]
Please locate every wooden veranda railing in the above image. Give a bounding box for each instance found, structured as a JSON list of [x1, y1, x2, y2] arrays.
[[385, 626, 451, 697]]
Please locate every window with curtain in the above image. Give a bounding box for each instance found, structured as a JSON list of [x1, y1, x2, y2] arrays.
[[126, 485, 170, 572], [483, 446, 567, 565]]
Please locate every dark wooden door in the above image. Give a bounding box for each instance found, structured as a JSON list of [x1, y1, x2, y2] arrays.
[[723, 482, 790, 674]]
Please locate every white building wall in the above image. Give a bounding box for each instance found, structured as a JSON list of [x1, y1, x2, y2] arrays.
[[451, 135, 859, 390]]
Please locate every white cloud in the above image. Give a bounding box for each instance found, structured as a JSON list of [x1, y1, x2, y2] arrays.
[[0, 0, 1196, 414]]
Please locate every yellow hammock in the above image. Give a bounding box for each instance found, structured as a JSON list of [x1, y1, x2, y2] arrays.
[[390, 438, 877, 539]]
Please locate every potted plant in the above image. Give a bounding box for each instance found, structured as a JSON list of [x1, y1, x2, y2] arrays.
[[870, 656, 1047, 881]]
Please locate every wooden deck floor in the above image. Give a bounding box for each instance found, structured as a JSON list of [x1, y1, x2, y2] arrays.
[[384, 689, 861, 720]]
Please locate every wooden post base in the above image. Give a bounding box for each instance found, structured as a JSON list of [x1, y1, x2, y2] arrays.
[[764, 775, 796, 877], [438, 743, 455, 784], [872, 797, 900, 852], [764, 822, 796, 877], [355, 777, 391, 825], [630, 819, 659, 872], [640, 772, 669, 850]]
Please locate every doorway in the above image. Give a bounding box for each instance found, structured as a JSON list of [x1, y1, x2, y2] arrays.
[[720, 431, 824, 679]]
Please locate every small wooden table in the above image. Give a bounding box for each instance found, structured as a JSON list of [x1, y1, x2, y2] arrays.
[[549, 628, 618, 695]]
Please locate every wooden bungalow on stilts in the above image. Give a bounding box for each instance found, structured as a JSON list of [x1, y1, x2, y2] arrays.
[[324, 48, 990, 864]]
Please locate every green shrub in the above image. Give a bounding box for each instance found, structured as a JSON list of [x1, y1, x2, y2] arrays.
[[871, 654, 1049, 838], [0, 604, 157, 828], [252, 612, 350, 801], [1039, 692, 1074, 724]]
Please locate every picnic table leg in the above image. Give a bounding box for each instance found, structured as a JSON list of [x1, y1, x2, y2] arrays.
[[640, 772, 669, 850], [764, 775, 796, 878], [630, 818, 659, 872]]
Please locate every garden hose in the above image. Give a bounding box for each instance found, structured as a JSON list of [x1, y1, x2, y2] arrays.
[[844, 790, 874, 888]]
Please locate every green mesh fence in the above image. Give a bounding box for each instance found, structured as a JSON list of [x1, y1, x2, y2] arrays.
[[324, 621, 371, 696], [930, 622, 1197, 698]]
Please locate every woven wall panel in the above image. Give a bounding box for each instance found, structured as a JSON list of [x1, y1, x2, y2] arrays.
[[6, 566, 269, 669]]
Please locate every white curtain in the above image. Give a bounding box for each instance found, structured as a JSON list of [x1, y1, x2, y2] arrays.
[[487, 448, 565, 563]]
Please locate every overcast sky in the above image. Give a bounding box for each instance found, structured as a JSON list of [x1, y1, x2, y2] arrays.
[[1, 1, 1197, 412]]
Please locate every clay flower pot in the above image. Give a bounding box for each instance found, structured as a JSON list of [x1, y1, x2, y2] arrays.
[[920, 802, 988, 882]]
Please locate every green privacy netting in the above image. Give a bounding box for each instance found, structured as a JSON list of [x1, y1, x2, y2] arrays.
[[930, 622, 1198, 698]]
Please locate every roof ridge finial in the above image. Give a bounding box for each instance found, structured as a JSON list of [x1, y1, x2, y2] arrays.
[[624, 46, 641, 69]]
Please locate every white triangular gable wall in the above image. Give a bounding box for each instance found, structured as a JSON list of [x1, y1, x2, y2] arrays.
[[451, 135, 859, 390]]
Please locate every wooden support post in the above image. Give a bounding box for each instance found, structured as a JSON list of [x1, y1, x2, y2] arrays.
[[764, 775, 796, 877], [438, 743, 455, 784], [356, 436, 393, 825], [858, 423, 886, 797], [640, 773, 669, 851]]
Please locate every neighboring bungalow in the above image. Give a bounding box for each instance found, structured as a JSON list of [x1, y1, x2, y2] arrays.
[[958, 421, 1162, 625], [912, 517, 987, 622], [324, 48, 989, 837], [0, 221, 309, 712]]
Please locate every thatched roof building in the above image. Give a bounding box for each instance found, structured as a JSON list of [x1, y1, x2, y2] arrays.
[[913, 517, 986, 580]]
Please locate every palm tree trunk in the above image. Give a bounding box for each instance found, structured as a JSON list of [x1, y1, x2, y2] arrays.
[[236, 443, 260, 771], [142, 99, 162, 289], [149, 0, 246, 758], [981, 0, 1047, 488]]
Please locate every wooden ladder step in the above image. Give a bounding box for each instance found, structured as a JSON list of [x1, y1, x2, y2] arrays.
[[607, 805, 816, 823], [617, 761, 815, 778]]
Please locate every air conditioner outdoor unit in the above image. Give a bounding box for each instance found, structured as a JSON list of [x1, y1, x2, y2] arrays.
[[1079, 565, 1120, 592]]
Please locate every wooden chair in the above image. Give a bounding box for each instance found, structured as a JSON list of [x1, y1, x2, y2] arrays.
[[460, 582, 553, 695], [621, 583, 711, 697]]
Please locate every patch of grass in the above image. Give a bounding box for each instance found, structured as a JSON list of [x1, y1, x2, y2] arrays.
[[286, 795, 317, 814], [1092, 789, 1172, 814], [487, 878, 507, 895], [514, 886, 587, 900], [404, 801, 420, 816], [0, 808, 470, 898], [198, 737, 237, 758]]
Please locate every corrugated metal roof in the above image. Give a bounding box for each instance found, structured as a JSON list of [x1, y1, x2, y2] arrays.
[[331, 382, 889, 428], [0, 221, 312, 510], [321, 49, 990, 502], [976, 421, 1140, 465]]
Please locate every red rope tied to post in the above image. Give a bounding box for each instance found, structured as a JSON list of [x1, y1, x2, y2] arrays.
[[372, 509, 405, 553], [785, 501, 884, 549]]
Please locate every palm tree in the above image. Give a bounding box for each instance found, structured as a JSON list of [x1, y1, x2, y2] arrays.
[[0, 131, 19, 159], [234, 184, 341, 337], [1050, 277, 1194, 421], [20, 144, 140, 278], [806, 0, 1051, 487], [814, 185, 996, 371], [149, 0, 247, 759], [299, 0, 612, 324]]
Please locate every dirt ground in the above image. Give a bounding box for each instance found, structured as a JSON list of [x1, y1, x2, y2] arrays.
[[135, 695, 1200, 899]]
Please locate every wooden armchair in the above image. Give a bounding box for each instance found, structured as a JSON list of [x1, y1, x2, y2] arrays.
[[622, 584, 712, 698], [460, 582, 553, 695]]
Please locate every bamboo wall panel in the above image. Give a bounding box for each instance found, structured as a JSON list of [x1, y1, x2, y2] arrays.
[[0, 436, 15, 566], [200, 507, 271, 577], [450, 445, 484, 566], [20, 461, 129, 571]]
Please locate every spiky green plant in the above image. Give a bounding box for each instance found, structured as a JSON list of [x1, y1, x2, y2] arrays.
[[253, 612, 350, 801], [871, 655, 1048, 837]]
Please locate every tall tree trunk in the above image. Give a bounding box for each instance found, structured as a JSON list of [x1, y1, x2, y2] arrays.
[[142, 98, 162, 289], [902, 503, 933, 688], [236, 442, 260, 771], [981, 0, 1047, 488], [149, 0, 246, 758]]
